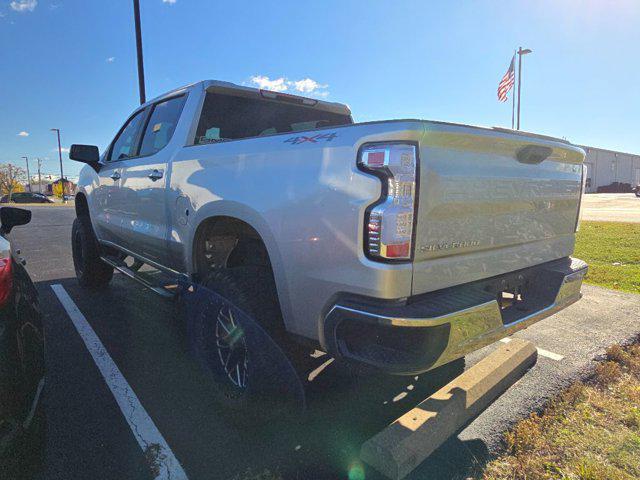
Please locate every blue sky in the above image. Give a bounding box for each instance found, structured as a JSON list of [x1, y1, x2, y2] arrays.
[[1, 0, 638, 180]]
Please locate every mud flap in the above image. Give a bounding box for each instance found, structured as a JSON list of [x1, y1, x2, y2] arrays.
[[177, 281, 306, 414]]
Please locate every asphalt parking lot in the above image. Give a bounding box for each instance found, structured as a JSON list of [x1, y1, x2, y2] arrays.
[[581, 192, 640, 222], [8, 205, 640, 480]]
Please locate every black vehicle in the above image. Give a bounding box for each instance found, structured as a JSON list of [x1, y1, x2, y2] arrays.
[[0, 193, 52, 204], [0, 207, 45, 478], [633, 185, 640, 198]]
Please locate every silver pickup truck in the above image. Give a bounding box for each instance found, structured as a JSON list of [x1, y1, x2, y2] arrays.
[[70, 79, 587, 398]]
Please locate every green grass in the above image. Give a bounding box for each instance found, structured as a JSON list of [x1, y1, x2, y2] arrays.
[[574, 221, 640, 294], [481, 342, 640, 480]]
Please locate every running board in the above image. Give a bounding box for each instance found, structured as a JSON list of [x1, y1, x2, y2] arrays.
[[100, 256, 176, 298]]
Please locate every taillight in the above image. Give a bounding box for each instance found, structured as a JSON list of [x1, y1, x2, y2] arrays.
[[575, 163, 587, 232], [0, 257, 12, 307], [358, 143, 418, 261]]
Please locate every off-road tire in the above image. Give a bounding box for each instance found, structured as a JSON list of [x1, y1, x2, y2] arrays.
[[201, 266, 284, 410], [203, 266, 282, 334], [71, 216, 113, 289]]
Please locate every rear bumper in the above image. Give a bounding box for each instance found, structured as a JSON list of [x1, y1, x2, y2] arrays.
[[323, 257, 587, 375]]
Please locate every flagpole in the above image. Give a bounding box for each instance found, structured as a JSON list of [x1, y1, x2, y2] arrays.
[[517, 47, 523, 130], [511, 51, 516, 129], [516, 47, 533, 130]]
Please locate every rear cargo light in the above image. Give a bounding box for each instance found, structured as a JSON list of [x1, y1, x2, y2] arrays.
[[259, 89, 318, 106], [358, 143, 418, 261]]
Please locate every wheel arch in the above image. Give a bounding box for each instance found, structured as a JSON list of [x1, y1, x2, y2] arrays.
[[188, 202, 293, 333], [192, 215, 267, 274], [75, 191, 89, 218], [189, 203, 280, 274]]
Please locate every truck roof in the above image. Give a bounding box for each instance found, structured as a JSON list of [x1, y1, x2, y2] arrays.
[[143, 79, 352, 117], [144, 81, 573, 148]]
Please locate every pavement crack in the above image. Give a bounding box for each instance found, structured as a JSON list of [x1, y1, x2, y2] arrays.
[[121, 383, 147, 450]]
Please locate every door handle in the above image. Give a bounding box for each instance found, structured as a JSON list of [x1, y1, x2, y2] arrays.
[[110, 171, 121, 181], [148, 169, 164, 181]]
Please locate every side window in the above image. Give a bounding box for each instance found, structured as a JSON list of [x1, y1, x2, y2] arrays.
[[139, 95, 187, 156], [109, 109, 147, 162]]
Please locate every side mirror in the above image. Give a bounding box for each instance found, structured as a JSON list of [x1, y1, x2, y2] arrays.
[[69, 144, 101, 172], [1, 207, 31, 234]]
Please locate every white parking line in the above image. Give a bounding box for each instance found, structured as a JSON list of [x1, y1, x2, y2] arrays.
[[51, 284, 188, 480], [307, 358, 334, 382], [535, 347, 565, 361], [500, 337, 564, 361]]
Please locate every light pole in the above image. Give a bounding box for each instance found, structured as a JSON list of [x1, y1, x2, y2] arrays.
[[21, 156, 31, 192], [37, 158, 42, 194], [50, 128, 65, 200], [7, 165, 13, 202], [133, 0, 146, 104], [516, 47, 532, 130]]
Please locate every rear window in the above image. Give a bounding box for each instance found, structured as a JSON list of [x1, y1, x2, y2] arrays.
[[194, 92, 351, 144]]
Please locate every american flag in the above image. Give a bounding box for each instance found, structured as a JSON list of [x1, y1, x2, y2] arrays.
[[497, 55, 515, 102]]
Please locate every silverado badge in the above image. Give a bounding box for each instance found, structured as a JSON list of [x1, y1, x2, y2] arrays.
[[419, 240, 480, 252]]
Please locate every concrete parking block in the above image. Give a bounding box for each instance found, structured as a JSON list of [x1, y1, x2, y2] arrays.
[[360, 338, 537, 480]]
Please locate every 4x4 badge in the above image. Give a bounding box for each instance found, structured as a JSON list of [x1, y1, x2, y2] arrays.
[[284, 132, 337, 145]]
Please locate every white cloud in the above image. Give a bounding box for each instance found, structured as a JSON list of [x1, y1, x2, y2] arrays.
[[249, 75, 329, 97], [52, 147, 70, 153], [292, 78, 327, 94], [17, 131, 29, 137], [162, 0, 176, 4], [10, 0, 37, 12], [106, 56, 115, 63], [250, 75, 288, 92]]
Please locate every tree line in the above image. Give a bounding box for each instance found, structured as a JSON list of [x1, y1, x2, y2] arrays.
[[0, 163, 27, 201]]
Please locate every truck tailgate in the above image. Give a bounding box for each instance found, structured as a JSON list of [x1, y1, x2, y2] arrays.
[[412, 122, 585, 295]]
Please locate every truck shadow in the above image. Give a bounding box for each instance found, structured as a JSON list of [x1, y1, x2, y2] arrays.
[[34, 275, 494, 480], [259, 357, 493, 479]]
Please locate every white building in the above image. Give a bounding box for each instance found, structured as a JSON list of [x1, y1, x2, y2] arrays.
[[580, 145, 640, 193]]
